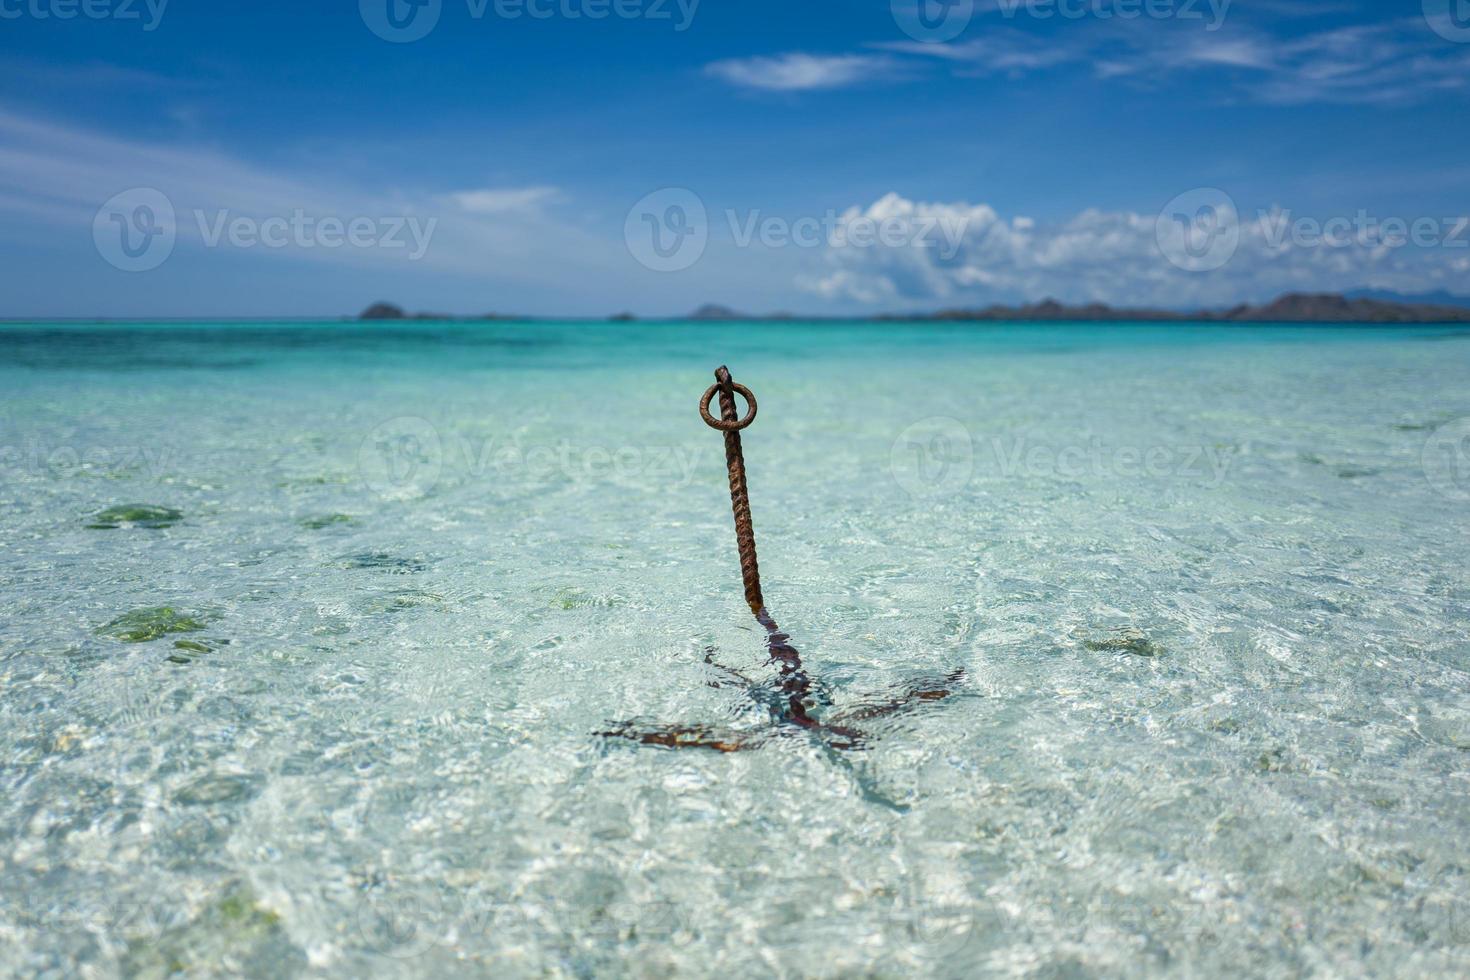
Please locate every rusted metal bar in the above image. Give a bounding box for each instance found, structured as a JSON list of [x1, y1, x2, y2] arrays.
[[699, 365, 763, 615]]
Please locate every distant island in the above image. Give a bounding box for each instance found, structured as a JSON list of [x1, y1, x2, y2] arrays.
[[899, 293, 1470, 324], [360, 291, 1470, 324]]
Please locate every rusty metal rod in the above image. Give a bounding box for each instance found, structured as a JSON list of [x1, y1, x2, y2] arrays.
[[700, 365, 763, 615]]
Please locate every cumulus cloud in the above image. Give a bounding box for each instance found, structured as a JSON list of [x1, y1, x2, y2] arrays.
[[799, 192, 1470, 310], [704, 53, 892, 91]]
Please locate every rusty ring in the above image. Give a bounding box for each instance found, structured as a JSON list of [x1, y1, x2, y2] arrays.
[[700, 383, 757, 432]]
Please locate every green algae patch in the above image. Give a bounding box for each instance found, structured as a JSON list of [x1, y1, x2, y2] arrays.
[[167, 637, 225, 664], [1084, 627, 1163, 658], [1255, 747, 1290, 773], [121, 882, 299, 979], [300, 513, 354, 530], [217, 890, 281, 928], [97, 607, 210, 643], [87, 504, 183, 529]]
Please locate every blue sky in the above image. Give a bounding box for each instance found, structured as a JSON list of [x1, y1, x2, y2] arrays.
[[1, 0, 1467, 318]]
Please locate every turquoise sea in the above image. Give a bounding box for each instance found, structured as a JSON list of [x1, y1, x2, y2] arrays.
[[2, 321, 1469, 977]]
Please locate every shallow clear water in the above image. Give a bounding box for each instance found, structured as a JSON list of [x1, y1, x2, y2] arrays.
[[2, 321, 1469, 977]]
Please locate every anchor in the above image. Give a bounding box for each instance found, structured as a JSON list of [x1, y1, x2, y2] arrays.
[[600, 366, 965, 756]]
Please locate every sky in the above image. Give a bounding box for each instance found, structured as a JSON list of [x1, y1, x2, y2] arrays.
[[0, 0, 1468, 318]]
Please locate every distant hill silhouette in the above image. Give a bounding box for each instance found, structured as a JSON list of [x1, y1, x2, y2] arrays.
[[688, 304, 746, 321], [360, 292, 1470, 324], [1344, 289, 1470, 310]]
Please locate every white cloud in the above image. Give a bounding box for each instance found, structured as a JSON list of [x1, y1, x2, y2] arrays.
[[799, 192, 1470, 310], [0, 106, 609, 288], [876, 17, 1470, 105], [878, 32, 1081, 74], [450, 186, 561, 215], [704, 53, 891, 91]]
